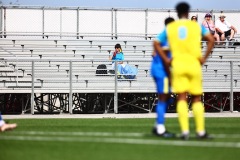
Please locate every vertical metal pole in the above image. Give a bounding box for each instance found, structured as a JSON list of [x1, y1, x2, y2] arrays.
[[16, 57, 18, 86], [230, 61, 234, 112], [60, 8, 62, 39], [31, 61, 35, 115], [145, 9, 148, 40], [3, 7, 6, 38], [0, 6, 2, 38], [114, 9, 117, 39], [114, 61, 118, 113], [111, 8, 114, 39], [77, 7, 79, 39], [69, 61, 73, 114], [42, 7, 45, 39]]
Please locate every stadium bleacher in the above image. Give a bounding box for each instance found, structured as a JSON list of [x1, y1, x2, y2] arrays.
[[1, 36, 240, 114]]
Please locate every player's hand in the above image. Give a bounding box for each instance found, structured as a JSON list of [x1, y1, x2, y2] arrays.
[[165, 58, 172, 66], [163, 58, 172, 83], [113, 51, 117, 57], [199, 57, 206, 65]]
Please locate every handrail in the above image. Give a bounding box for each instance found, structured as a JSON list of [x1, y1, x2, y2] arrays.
[[0, 32, 157, 39]]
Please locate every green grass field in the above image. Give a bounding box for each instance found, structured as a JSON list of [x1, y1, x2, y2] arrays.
[[0, 117, 240, 160]]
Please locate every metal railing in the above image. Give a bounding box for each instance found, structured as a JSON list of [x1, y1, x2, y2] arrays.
[[1, 58, 240, 113], [1, 6, 240, 40]]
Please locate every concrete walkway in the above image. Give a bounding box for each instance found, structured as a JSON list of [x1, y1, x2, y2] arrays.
[[2, 112, 240, 119]]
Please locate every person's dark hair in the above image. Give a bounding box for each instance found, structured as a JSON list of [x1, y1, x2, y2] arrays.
[[115, 43, 121, 49], [165, 17, 174, 26], [191, 16, 197, 21], [175, 2, 190, 18]]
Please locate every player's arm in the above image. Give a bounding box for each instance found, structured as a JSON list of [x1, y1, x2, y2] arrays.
[[153, 41, 171, 77], [153, 29, 171, 65], [163, 50, 171, 77], [154, 41, 170, 62], [200, 25, 215, 65]]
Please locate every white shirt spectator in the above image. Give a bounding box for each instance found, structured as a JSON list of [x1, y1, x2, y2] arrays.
[[215, 14, 237, 41], [215, 19, 232, 32]]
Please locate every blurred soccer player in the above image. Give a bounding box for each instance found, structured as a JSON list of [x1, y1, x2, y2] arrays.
[[151, 17, 175, 138], [0, 112, 17, 132], [154, 2, 214, 140]]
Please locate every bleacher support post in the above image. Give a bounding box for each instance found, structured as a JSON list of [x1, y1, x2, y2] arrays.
[[234, 80, 237, 87], [124, 41, 127, 48], [230, 61, 233, 112], [69, 61, 73, 114], [54, 40, 58, 47], [31, 61, 35, 115], [12, 40, 15, 47], [21, 45, 24, 52], [114, 61, 118, 113], [30, 50, 33, 57]]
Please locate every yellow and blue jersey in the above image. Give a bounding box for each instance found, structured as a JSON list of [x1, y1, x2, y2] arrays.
[[157, 20, 209, 95]]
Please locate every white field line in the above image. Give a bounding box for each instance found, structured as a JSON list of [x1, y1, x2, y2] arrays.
[[2, 112, 240, 119], [212, 134, 240, 139], [13, 131, 144, 137], [10, 131, 240, 139], [0, 135, 240, 148]]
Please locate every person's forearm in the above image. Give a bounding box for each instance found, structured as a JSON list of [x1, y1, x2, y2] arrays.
[[153, 41, 170, 64], [203, 34, 215, 64], [231, 26, 237, 33]]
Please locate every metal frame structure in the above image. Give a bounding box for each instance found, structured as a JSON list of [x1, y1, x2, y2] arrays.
[[1, 6, 240, 114], [1, 58, 240, 114], [1, 6, 240, 40]]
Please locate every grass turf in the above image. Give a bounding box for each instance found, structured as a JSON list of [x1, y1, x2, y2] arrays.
[[0, 117, 240, 160]]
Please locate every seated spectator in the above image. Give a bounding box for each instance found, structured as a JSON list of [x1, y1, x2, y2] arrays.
[[109, 44, 137, 79], [202, 13, 220, 44], [215, 14, 237, 41], [191, 16, 198, 22], [109, 43, 124, 72]]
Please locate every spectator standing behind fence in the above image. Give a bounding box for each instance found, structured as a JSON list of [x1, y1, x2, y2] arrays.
[[151, 17, 175, 138], [202, 13, 220, 45], [215, 14, 237, 42], [155, 2, 214, 140], [0, 112, 17, 132]]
